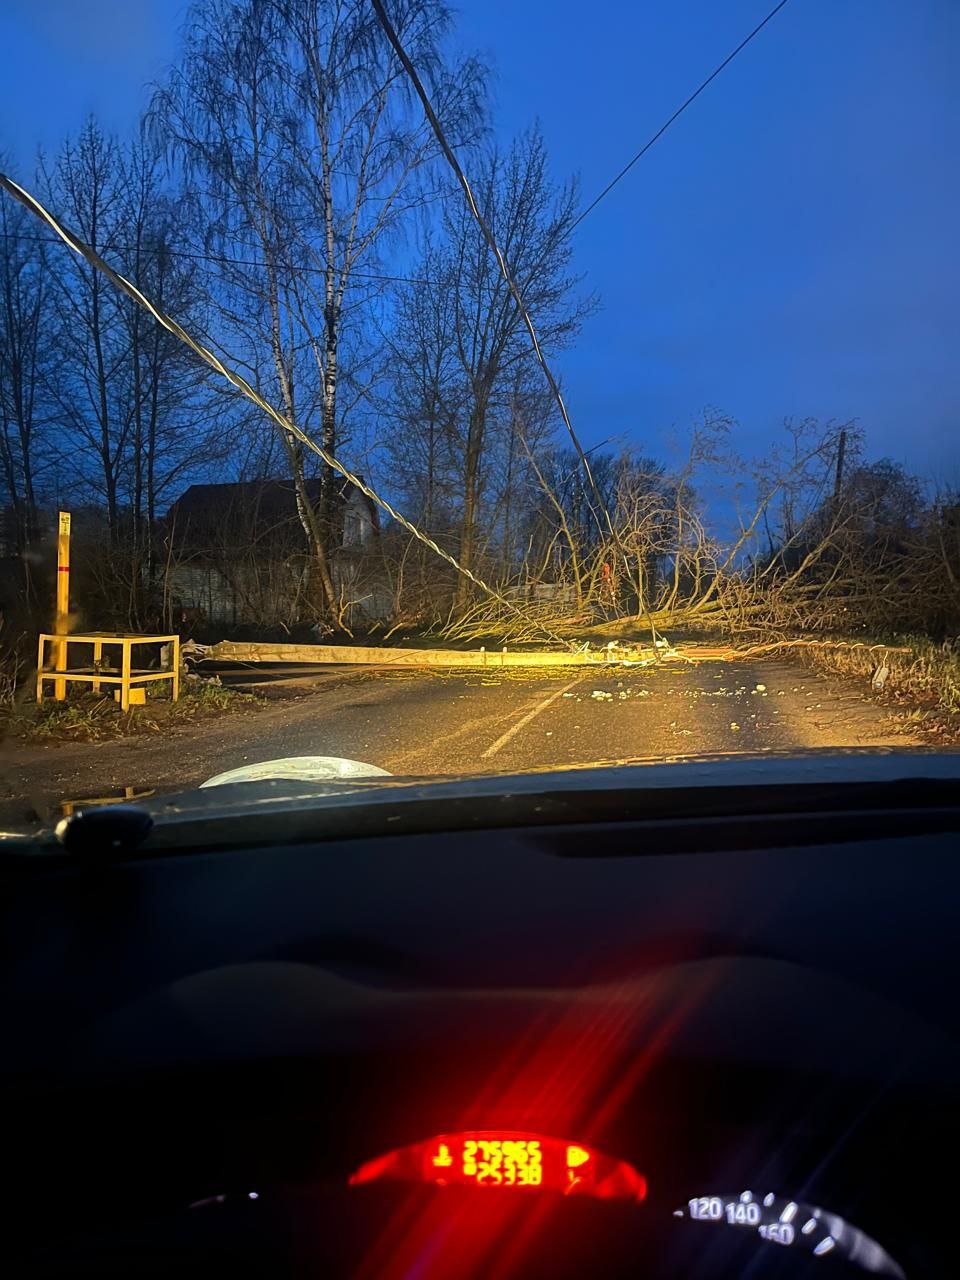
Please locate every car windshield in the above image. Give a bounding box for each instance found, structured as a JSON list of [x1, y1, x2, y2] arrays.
[[0, 0, 957, 835]]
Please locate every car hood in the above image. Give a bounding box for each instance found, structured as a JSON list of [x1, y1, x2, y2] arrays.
[[7, 747, 950, 857]]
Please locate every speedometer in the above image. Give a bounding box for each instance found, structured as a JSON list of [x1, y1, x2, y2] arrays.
[[347, 1129, 906, 1276], [676, 1190, 905, 1277]]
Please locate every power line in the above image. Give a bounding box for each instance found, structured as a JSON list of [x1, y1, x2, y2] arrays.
[[0, 170, 568, 645], [371, 0, 614, 546], [2, 4, 791, 278], [0, 229, 436, 287], [569, 0, 792, 233]]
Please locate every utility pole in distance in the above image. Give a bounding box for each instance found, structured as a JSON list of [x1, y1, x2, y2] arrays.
[[832, 429, 847, 507]]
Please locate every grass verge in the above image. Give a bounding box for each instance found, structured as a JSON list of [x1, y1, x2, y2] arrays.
[[6, 680, 263, 744], [788, 635, 960, 744]]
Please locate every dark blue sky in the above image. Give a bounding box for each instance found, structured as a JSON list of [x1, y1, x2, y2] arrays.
[[2, 0, 957, 479]]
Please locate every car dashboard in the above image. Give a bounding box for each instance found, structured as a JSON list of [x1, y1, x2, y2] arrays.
[[1, 761, 958, 1278]]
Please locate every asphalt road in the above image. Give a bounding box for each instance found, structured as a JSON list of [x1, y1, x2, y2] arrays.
[[232, 659, 912, 775], [0, 658, 919, 822]]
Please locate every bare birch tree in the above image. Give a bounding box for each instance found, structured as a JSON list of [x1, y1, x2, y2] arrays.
[[155, 0, 483, 620]]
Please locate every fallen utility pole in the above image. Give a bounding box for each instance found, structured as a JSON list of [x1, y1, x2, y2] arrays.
[[186, 637, 914, 670], [189, 640, 654, 668]]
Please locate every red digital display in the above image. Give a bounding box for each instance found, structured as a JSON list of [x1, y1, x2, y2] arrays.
[[349, 1131, 646, 1202]]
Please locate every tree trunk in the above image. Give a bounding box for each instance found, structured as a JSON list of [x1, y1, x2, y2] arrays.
[[90, 275, 119, 541], [320, 300, 338, 547], [290, 441, 337, 615], [319, 137, 339, 569], [144, 305, 163, 620], [457, 399, 485, 608], [129, 283, 145, 628], [267, 271, 336, 618], [501, 411, 517, 575]]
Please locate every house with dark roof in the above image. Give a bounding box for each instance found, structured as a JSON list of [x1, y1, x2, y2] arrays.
[[164, 476, 386, 628]]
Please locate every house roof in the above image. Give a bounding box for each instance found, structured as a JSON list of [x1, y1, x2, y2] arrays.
[[168, 477, 376, 523]]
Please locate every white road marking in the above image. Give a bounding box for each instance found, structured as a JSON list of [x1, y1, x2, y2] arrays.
[[481, 677, 587, 759], [389, 708, 513, 770]]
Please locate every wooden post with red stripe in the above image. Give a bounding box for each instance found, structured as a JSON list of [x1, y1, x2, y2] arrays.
[[54, 510, 71, 700]]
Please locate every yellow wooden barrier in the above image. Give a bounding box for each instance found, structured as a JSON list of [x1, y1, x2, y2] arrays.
[[37, 633, 180, 711]]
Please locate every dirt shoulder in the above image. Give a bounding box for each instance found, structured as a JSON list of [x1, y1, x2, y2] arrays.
[[0, 669, 378, 824], [786, 643, 960, 748]]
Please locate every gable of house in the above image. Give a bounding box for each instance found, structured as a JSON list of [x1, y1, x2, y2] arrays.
[[166, 477, 377, 554]]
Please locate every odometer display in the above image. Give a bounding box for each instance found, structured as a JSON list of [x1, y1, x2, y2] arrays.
[[438, 1137, 543, 1187], [349, 1130, 646, 1202]]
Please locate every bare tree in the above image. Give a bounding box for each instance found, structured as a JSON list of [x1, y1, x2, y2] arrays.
[[115, 134, 228, 623], [154, 0, 334, 602], [380, 241, 465, 572], [41, 120, 131, 540], [441, 129, 595, 605], [0, 176, 51, 557], [154, 0, 483, 621], [9, 121, 233, 629]]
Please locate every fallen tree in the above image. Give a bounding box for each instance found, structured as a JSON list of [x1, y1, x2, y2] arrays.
[[446, 417, 960, 649]]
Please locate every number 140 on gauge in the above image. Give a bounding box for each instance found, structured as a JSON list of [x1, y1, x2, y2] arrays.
[[689, 1197, 761, 1226]]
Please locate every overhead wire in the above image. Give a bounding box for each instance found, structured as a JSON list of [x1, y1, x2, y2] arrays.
[[0, 4, 791, 646], [371, 0, 791, 651], [3, 2, 792, 288], [370, 0, 679, 651], [0, 170, 568, 646], [1, 1, 792, 303], [569, 0, 792, 233], [370, 0, 617, 547], [0, 228, 437, 287]]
